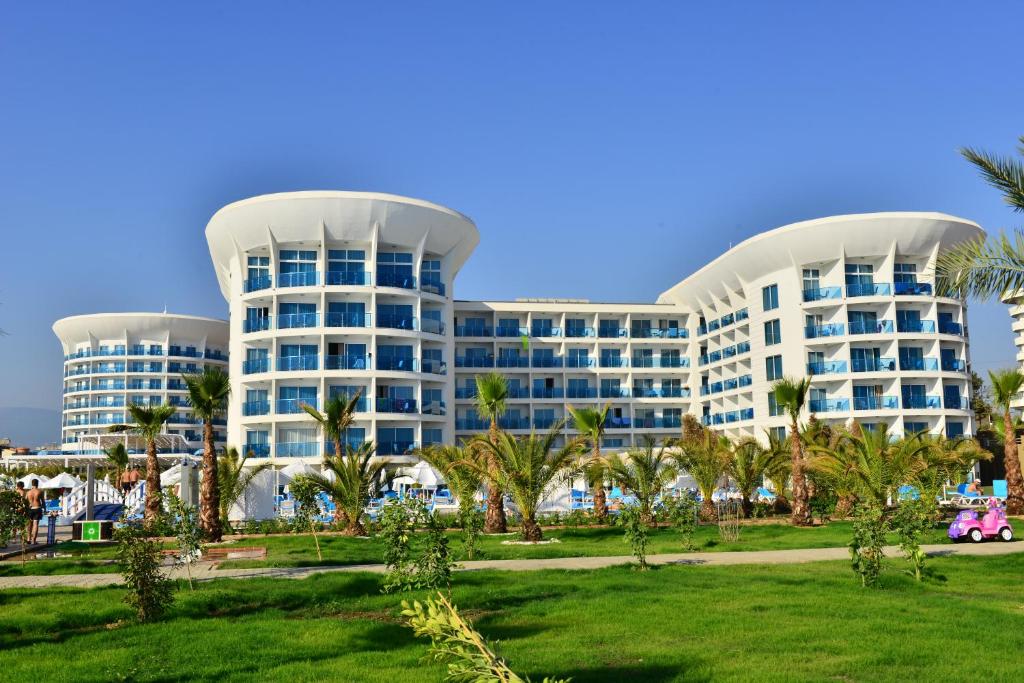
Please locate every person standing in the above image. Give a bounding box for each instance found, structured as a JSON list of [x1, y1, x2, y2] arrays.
[[24, 479, 46, 545], [128, 465, 141, 488], [119, 466, 132, 495]]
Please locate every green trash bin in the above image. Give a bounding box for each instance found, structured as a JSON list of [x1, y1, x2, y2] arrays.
[[73, 520, 113, 542]]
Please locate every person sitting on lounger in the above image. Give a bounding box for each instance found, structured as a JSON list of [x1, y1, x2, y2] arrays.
[[967, 479, 983, 496]]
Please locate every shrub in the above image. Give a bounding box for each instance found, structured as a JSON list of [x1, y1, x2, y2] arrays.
[[402, 592, 569, 683], [849, 502, 888, 587], [458, 504, 484, 561], [115, 523, 174, 622], [165, 491, 205, 590], [0, 489, 29, 550], [664, 495, 699, 551], [380, 499, 418, 593], [620, 504, 649, 570], [416, 510, 455, 591], [289, 477, 323, 562], [892, 498, 937, 582]]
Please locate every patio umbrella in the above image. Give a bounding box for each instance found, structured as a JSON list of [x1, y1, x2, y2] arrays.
[[410, 462, 443, 488], [17, 473, 48, 487], [280, 462, 319, 480], [41, 472, 79, 489]]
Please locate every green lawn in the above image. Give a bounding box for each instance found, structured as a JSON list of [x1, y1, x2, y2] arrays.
[[1, 554, 1023, 681], [0, 522, 954, 576]]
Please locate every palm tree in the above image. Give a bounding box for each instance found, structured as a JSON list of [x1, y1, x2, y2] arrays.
[[566, 403, 610, 520], [473, 423, 579, 541], [675, 431, 728, 521], [809, 428, 930, 507], [302, 441, 385, 536], [104, 442, 129, 495], [919, 434, 990, 496], [771, 377, 814, 526], [986, 369, 1024, 514], [301, 390, 364, 461], [935, 136, 1024, 299], [761, 429, 793, 512], [183, 367, 231, 541], [726, 437, 786, 518], [417, 444, 485, 522], [109, 403, 175, 522], [217, 446, 272, 534], [607, 436, 677, 524], [474, 372, 509, 533]]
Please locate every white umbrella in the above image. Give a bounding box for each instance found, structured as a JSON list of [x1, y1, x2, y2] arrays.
[[392, 475, 416, 487], [280, 462, 319, 480], [41, 472, 80, 489], [18, 473, 48, 487], [408, 461, 443, 488]]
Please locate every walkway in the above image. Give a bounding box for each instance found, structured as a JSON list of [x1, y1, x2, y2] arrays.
[[2, 540, 1021, 590]]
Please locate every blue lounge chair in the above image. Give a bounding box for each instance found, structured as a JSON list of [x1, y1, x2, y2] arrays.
[[993, 480, 1008, 500]]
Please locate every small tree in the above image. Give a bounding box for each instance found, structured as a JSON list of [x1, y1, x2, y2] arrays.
[[607, 436, 677, 524], [416, 510, 455, 591], [380, 498, 419, 594], [303, 441, 384, 536], [289, 477, 323, 562], [115, 523, 174, 622], [0, 490, 29, 566], [402, 592, 569, 683], [418, 445, 486, 560], [166, 491, 205, 591], [664, 494, 699, 551], [849, 502, 888, 588], [620, 503, 650, 570], [892, 498, 936, 582]]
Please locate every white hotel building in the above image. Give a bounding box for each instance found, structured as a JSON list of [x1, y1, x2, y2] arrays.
[[204, 192, 980, 462], [52, 313, 229, 453]]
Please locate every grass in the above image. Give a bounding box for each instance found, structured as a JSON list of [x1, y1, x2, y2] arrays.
[[1, 554, 1023, 681], [0, 522, 954, 576]]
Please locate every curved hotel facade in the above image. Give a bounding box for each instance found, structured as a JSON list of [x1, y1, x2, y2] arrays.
[[53, 313, 229, 453], [203, 193, 980, 462]]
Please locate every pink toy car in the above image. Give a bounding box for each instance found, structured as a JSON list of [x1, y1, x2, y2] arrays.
[[948, 497, 1014, 543]]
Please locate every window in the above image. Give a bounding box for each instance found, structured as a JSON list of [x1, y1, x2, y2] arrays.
[[764, 319, 781, 345], [946, 421, 965, 438], [769, 426, 786, 442], [327, 249, 366, 285], [420, 259, 443, 294], [762, 284, 779, 311], [894, 263, 917, 284], [423, 428, 443, 447], [376, 252, 414, 288], [767, 393, 783, 417], [904, 421, 928, 434], [802, 268, 820, 293], [765, 354, 783, 380], [247, 255, 269, 281]]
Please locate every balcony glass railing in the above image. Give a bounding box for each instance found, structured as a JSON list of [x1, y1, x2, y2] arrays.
[[377, 441, 417, 455], [455, 417, 489, 431], [495, 325, 529, 338], [598, 327, 628, 338], [277, 441, 319, 457], [277, 398, 317, 414], [242, 400, 270, 416], [939, 321, 963, 335], [633, 417, 682, 429], [600, 388, 630, 398], [278, 313, 320, 329], [244, 444, 272, 458], [631, 327, 688, 339], [896, 319, 936, 333], [420, 318, 446, 335], [244, 275, 272, 292], [325, 354, 369, 370], [243, 317, 272, 333], [566, 357, 595, 368], [455, 356, 494, 368], [421, 358, 447, 375], [900, 357, 939, 371], [376, 272, 417, 289], [894, 282, 933, 295], [848, 320, 894, 335], [455, 325, 493, 337], [325, 312, 370, 327], [632, 356, 655, 368], [325, 270, 370, 286], [599, 357, 628, 368], [942, 358, 966, 372], [944, 395, 970, 410], [604, 416, 633, 429], [242, 358, 270, 374], [532, 357, 564, 368], [802, 286, 843, 302], [532, 387, 564, 399], [377, 357, 419, 372], [853, 395, 899, 410], [277, 355, 319, 371], [378, 315, 418, 331], [422, 400, 446, 416], [565, 327, 595, 338], [454, 387, 477, 399], [809, 398, 850, 413], [420, 276, 446, 296], [659, 356, 688, 368], [278, 271, 320, 288], [376, 397, 417, 414], [507, 387, 531, 399], [807, 360, 848, 375], [902, 395, 941, 409], [846, 282, 892, 297], [850, 357, 896, 372], [533, 417, 558, 430], [566, 387, 597, 399], [531, 326, 562, 338], [496, 356, 529, 368], [500, 416, 530, 430], [805, 323, 845, 339]]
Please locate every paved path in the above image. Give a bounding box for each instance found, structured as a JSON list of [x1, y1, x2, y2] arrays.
[[2, 540, 1022, 590]]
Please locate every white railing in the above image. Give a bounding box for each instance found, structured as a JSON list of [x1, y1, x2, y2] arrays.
[[59, 479, 125, 522], [122, 481, 146, 518]]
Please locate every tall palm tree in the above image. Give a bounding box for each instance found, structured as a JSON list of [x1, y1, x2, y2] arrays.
[[771, 377, 813, 526], [675, 431, 729, 521], [566, 403, 610, 520], [726, 437, 786, 518], [301, 390, 364, 461], [987, 369, 1024, 514], [810, 428, 930, 507], [217, 446, 272, 534], [474, 372, 509, 533], [473, 423, 579, 541], [607, 436, 677, 524], [302, 441, 385, 536], [109, 403, 175, 522], [103, 442, 129, 495], [183, 367, 231, 541], [935, 136, 1024, 298]]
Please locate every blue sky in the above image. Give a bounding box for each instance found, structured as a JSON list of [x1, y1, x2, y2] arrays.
[[1, 2, 1022, 432]]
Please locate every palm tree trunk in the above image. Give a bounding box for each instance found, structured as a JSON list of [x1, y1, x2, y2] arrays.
[[1003, 410, 1024, 515], [344, 512, 366, 537], [789, 418, 813, 526], [700, 496, 717, 522], [522, 515, 543, 541], [741, 495, 753, 519], [199, 420, 221, 541], [834, 494, 855, 518], [484, 421, 507, 533], [144, 438, 161, 523], [592, 443, 607, 521]]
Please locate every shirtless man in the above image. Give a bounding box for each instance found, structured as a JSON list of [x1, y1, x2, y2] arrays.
[[25, 479, 46, 545], [120, 467, 133, 494], [128, 465, 141, 487]]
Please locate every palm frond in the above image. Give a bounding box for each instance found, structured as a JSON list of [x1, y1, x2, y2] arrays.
[[934, 231, 1024, 299], [474, 372, 508, 422], [960, 144, 1024, 213]]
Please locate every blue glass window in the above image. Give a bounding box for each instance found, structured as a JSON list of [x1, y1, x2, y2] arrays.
[[762, 284, 779, 311], [764, 319, 781, 346], [765, 354, 783, 380]]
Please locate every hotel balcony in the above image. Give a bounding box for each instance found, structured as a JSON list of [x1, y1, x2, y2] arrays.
[[807, 360, 848, 375], [325, 354, 370, 370], [325, 270, 371, 286], [848, 320, 894, 335], [846, 282, 892, 297], [853, 395, 899, 410]]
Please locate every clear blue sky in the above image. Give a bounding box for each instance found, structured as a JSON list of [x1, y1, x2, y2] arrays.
[[2, 2, 1022, 427]]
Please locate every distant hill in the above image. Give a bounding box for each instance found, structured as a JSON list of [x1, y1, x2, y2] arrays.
[[0, 407, 61, 448]]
